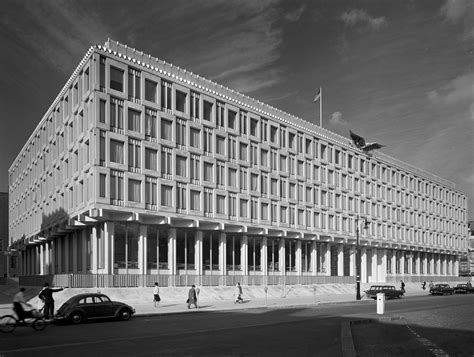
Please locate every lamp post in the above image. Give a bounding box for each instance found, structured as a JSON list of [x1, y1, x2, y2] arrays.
[[356, 216, 369, 300]]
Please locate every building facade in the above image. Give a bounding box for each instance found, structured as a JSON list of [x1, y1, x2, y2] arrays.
[[8, 40, 468, 287]]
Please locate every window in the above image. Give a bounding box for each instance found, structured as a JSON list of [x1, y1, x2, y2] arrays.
[[145, 148, 157, 171], [189, 128, 201, 149], [216, 195, 226, 214], [128, 139, 141, 171], [161, 119, 172, 140], [217, 101, 225, 128], [228, 109, 236, 129], [261, 173, 268, 195], [110, 98, 124, 131], [251, 199, 258, 220], [203, 128, 212, 154], [204, 162, 213, 182], [280, 155, 287, 172], [176, 155, 187, 177], [240, 111, 247, 134], [261, 149, 268, 167], [229, 194, 237, 217], [228, 135, 237, 160], [250, 144, 258, 165], [161, 80, 172, 111], [110, 170, 124, 201], [240, 168, 248, 190], [145, 79, 157, 103], [128, 108, 141, 132], [240, 199, 248, 218], [110, 66, 124, 92], [190, 190, 200, 211], [145, 109, 157, 139], [99, 56, 106, 90], [271, 178, 278, 195], [280, 126, 286, 147], [191, 91, 200, 119], [204, 188, 213, 214], [176, 183, 186, 210], [190, 155, 200, 182], [280, 179, 287, 198], [217, 161, 225, 186], [280, 206, 287, 223], [239, 143, 248, 161], [216, 136, 226, 155], [270, 126, 277, 143], [261, 119, 268, 141], [250, 173, 258, 191], [128, 68, 141, 101], [203, 100, 213, 122], [161, 147, 172, 178], [288, 132, 295, 149], [128, 179, 141, 202], [175, 90, 187, 112], [99, 173, 106, 197], [261, 202, 269, 220], [228, 168, 237, 187], [250, 118, 258, 136], [176, 118, 186, 147], [110, 140, 124, 164], [145, 177, 157, 206], [99, 100, 106, 123], [161, 185, 172, 206]]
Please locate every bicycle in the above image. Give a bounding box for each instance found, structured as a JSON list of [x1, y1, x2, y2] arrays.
[[0, 309, 47, 333]]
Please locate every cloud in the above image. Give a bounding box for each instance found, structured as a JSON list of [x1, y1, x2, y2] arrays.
[[340, 9, 386, 30], [428, 71, 474, 108], [285, 5, 306, 22], [440, 0, 474, 39], [329, 111, 348, 126]]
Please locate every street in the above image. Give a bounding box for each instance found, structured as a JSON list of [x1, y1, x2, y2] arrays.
[[1, 294, 473, 356]]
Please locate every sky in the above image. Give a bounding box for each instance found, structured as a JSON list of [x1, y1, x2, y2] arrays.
[[0, 0, 473, 220]]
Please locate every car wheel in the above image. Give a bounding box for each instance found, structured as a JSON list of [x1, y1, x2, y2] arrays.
[[70, 312, 84, 324], [32, 318, 46, 331], [118, 308, 132, 321]]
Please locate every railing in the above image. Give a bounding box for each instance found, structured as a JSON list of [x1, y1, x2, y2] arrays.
[[19, 274, 359, 288], [386, 275, 467, 283]]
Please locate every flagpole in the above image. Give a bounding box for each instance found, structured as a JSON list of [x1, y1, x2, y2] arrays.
[[319, 87, 322, 127]]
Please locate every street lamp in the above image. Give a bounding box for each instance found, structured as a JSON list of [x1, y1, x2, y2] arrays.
[[356, 216, 369, 300]]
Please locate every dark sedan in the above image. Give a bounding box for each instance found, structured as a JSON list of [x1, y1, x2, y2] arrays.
[[429, 283, 454, 295], [365, 285, 404, 299], [55, 293, 135, 324]]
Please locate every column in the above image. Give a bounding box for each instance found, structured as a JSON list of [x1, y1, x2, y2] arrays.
[[64, 234, 70, 274], [218, 232, 225, 276], [453, 256, 459, 276], [138, 225, 147, 275], [167, 228, 177, 276], [349, 246, 356, 277], [422, 254, 427, 277], [371, 249, 378, 282], [415, 253, 421, 276], [436, 254, 441, 275], [45, 242, 51, 275], [241, 235, 248, 276], [72, 232, 78, 273], [279, 238, 285, 276], [400, 252, 405, 277], [407, 253, 413, 275], [39, 243, 45, 275], [296, 240, 302, 275], [103, 222, 113, 275], [261, 236, 267, 276], [391, 251, 396, 277], [380, 249, 387, 283], [81, 230, 88, 273], [361, 247, 367, 283], [337, 244, 344, 276], [91, 226, 98, 274], [311, 241, 318, 276], [57, 237, 62, 274], [324, 243, 331, 276]]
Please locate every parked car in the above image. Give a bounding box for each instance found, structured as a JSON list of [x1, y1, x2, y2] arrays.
[[365, 285, 404, 299], [454, 283, 469, 294], [429, 283, 454, 295], [54, 293, 135, 324]]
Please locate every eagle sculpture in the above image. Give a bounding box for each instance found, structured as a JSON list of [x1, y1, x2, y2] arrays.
[[349, 131, 385, 154]]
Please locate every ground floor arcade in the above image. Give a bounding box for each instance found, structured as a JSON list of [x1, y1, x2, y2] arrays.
[[16, 221, 460, 286]]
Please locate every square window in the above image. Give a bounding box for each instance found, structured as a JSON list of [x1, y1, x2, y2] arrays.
[[110, 66, 124, 92], [176, 90, 187, 112], [145, 79, 157, 102]]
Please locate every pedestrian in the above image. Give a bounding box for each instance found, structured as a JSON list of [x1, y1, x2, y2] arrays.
[[13, 287, 32, 324], [38, 282, 67, 320], [467, 281, 472, 289], [429, 281, 434, 289], [153, 282, 161, 307], [400, 280, 406, 294], [187, 285, 198, 309], [422, 281, 426, 290], [234, 282, 244, 303]]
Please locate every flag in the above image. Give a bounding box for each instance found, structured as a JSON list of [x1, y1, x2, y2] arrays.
[[313, 88, 321, 102]]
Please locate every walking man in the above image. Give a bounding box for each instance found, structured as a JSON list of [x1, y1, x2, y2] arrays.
[[234, 282, 244, 303], [153, 282, 161, 307], [187, 285, 198, 309]]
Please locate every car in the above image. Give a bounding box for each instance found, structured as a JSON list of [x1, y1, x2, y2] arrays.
[[429, 283, 454, 296], [364, 285, 404, 299], [54, 293, 135, 324], [454, 283, 469, 294]]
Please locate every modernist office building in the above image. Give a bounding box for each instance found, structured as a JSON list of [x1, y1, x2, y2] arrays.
[[8, 40, 468, 287]]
